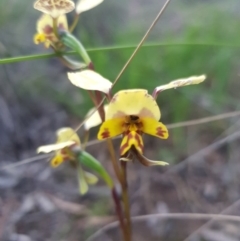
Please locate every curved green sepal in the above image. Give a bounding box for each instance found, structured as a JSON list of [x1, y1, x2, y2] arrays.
[[59, 31, 91, 65], [77, 151, 114, 189]]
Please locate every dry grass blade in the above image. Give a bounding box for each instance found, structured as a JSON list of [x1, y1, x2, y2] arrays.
[[0, 154, 51, 171], [182, 199, 240, 241], [167, 110, 240, 129], [167, 119, 240, 174], [112, 0, 171, 87]]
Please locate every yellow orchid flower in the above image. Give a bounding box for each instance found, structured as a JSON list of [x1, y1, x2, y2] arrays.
[[37, 127, 81, 167], [37, 127, 98, 194], [97, 89, 169, 158], [34, 14, 68, 48]]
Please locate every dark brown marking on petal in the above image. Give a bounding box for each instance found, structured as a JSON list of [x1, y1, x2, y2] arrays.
[[43, 25, 53, 34], [120, 133, 132, 156], [53, 160, 59, 166], [58, 23, 65, 29], [60, 149, 67, 155], [134, 133, 144, 152], [156, 127, 167, 137], [101, 128, 110, 139], [130, 115, 139, 121]]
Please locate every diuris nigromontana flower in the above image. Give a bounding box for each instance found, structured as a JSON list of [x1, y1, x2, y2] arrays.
[[34, 14, 68, 48], [97, 89, 169, 166], [37, 127, 98, 194]]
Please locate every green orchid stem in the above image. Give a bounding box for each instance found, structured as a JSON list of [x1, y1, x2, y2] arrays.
[[106, 139, 124, 183], [69, 13, 80, 33], [93, 90, 124, 183], [94, 91, 105, 120], [91, 90, 123, 183], [121, 161, 132, 241], [85, 87, 123, 184], [86, 60, 129, 240], [112, 187, 128, 241]]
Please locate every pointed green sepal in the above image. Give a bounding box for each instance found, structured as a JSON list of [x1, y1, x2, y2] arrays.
[[77, 151, 114, 189], [59, 31, 91, 65]]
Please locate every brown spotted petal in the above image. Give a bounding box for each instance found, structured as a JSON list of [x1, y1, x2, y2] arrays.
[[34, 0, 75, 18]]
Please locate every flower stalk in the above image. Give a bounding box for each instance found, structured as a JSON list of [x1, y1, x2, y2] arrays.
[[121, 161, 132, 241]]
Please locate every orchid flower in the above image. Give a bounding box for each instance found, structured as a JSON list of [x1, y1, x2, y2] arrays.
[[37, 127, 98, 194], [97, 89, 169, 166]]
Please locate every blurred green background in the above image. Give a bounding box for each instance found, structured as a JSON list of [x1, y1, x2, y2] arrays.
[[1, 0, 240, 240]]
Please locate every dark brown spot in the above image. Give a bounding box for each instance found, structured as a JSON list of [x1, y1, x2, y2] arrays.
[[43, 25, 53, 34], [156, 127, 166, 137], [101, 128, 110, 139], [130, 115, 139, 121]]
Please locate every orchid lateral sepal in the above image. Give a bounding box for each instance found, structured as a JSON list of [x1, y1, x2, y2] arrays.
[[131, 148, 169, 167], [152, 75, 206, 99], [76, 150, 114, 189], [59, 30, 91, 65]]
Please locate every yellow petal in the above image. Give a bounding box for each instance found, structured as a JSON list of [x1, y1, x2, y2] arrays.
[[106, 89, 160, 121], [120, 131, 143, 156], [37, 141, 75, 153], [50, 154, 64, 167], [141, 118, 169, 139], [34, 0, 75, 18], [154, 75, 206, 95], [84, 171, 98, 185], [133, 150, 169, 167], [56, 127, 81, 145], [84, 105, 108, 130], [76, 0, 104, 14], [67, 70, 112, 94], [97, 118, 124, 140], [34, 33, 46, 44]]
